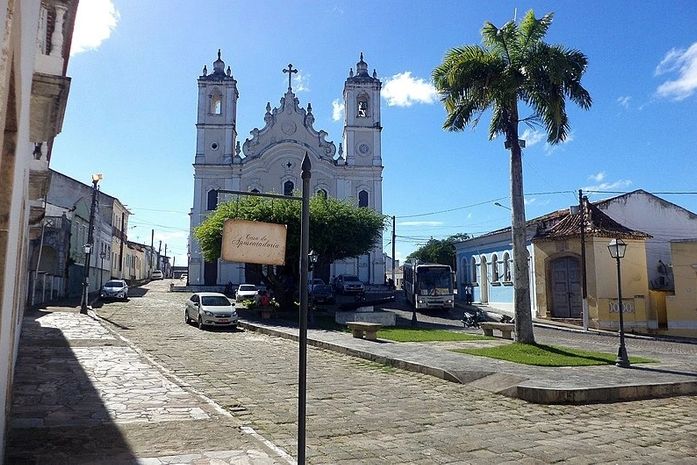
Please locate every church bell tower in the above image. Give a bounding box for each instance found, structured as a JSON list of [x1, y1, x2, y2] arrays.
[[343, 53, 382, 167], [189, 50, 239, 286]]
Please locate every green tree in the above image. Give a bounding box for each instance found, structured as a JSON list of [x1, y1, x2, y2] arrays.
[[407, 234, 470, 269], [432, 11, 591, 343], [195, 195, 386, 309]]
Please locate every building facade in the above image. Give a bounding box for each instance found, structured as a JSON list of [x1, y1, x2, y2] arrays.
[[189, 52, 385, 286], [0, 0, 78, 456]]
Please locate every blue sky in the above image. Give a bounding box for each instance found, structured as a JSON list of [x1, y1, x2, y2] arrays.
[[53, 0, 697, 267]]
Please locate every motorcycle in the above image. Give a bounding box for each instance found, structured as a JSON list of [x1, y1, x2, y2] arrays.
[[462, 308, 484, 328]]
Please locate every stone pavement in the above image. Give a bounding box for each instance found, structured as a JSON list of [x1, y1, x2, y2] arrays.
[[9, 280, 697, 464], [5, 307, 295, 465]]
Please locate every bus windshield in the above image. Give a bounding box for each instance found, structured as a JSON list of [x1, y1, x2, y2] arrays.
[[416, 267, 453, 295]]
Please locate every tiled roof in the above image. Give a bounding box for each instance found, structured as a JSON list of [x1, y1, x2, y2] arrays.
[[534, 201, 651, 241]]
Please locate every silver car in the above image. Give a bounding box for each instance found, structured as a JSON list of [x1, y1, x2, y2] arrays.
[[185, 292, 238, 330], [235, 284, 259, 303], [100, 279, 129, 301]]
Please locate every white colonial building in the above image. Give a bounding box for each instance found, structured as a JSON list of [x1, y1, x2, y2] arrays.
[[189, 51, 385, 286]]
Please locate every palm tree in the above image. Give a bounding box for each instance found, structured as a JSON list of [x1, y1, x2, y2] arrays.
[[432, 11, 591, 343]]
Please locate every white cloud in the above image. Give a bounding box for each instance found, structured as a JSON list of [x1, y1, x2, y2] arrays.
[[292, 71, 310, 92], [70, 0, 119, 56], [617, 96, 631, 108], [582, 179, 633, 192], [331, 99, 344, 121], [524, 197, 536, 206], [544, 132, 574, 155], [520, 128, 545, 147], [382, 72, 438, 107], [588, 171, 606, 183], [398, 221, 444, 227], [655, 42, 697, 100]]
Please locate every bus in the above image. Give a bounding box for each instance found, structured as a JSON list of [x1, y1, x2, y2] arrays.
[[402, 261, 455, 310]]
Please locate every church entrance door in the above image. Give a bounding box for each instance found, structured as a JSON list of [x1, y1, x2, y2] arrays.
[[550, 256, 582, 318], [358, 255, 370, 283], [204, 261, 218, 286]]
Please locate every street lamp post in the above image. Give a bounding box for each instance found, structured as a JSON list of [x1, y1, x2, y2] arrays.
[[99, 251, 106, 290], [80, 173, 102, 314], [608, 238, 630, 368]]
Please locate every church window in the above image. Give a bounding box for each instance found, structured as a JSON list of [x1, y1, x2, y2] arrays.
[[284, 181, 294, 196], [210, 90, 222, 115], [471, 257, 478, 283], [207, 189, 218, 210], [357, 96, 369, 118], [358, 190, 369, 207], [317, 189, 327, 199]]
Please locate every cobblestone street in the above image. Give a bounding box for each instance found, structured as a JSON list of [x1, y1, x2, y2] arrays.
[[82, 281, 697, 464]]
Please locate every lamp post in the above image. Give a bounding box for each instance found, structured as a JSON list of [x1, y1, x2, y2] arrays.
[[608, 238, 630, 368], [494, 201, 511, 211], [80, 173, 102, 314], [186, 252, 191, 286], [99, 251, 106, 290]]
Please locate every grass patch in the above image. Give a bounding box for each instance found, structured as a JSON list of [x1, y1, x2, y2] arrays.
[[377, 328, 492, 342], [453, 342, 656, 366]]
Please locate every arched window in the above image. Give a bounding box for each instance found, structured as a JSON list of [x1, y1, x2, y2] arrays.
[[207, 189, 218, 210], [284, 180, 294, 196], [317, 189, 327, 199], [471, 257, 477, 283], [503, 252, 511, 282], [250, 188, 260, 193], [491, 254, 499, 282], [358, 190, 369, 207], [210, 90, 222, 115], [357, 95, 369, 117]]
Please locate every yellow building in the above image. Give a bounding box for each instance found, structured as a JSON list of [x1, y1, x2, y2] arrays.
[[665, 240, 697, 337], [533, 201, 652, 331]]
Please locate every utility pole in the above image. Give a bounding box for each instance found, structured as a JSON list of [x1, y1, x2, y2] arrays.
[[579, 189, 589, 331], [164, 244, 168, 277], [158, 240, 162, 271], [391, 216, 396, 287]]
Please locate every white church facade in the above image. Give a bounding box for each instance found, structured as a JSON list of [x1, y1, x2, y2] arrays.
[[188, 51, 386, 286]]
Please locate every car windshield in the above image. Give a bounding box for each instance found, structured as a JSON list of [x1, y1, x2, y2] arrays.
[[201, 296, 231, 306], [239, 285, 256, 292], [344, 276, 360, 282], [313, 285, 332, 293], [105, 281, 125, 287]]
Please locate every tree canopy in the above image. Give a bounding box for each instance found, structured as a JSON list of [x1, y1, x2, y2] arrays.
[[407, 234, 470, 269], [195, 195, 386, 308], [432, 10, 591, 344]]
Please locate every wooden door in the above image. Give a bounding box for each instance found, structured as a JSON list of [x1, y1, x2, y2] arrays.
[[550, 256, 582, 318]]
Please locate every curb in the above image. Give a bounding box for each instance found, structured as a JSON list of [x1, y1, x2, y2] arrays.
[[239, 320, 697, 405]]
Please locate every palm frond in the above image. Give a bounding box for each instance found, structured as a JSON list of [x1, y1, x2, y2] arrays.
[[518, 10, 554, 52]]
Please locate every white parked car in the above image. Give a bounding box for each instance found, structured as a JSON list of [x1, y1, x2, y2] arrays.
[[152, 270, 164, 280], [235, 284, 259, 303], [185, 292, 238, 330], [100, 279, 129, 301]]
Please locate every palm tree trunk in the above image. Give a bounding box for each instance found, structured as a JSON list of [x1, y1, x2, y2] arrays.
[[509, 139, 536, 344]]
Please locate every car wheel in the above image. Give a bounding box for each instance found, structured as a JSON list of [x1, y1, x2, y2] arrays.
[[185, 309, 191, 324], [230, 324, 237, 330], [198, 315, 205, 330]]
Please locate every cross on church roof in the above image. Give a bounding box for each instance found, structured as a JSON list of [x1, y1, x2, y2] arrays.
[[283, 63, 298, 91]]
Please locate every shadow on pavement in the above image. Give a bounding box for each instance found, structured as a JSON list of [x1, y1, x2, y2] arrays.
[[629, 365, 697, 377], [5, 309, 137, 464], [126, 287, 149, 298]]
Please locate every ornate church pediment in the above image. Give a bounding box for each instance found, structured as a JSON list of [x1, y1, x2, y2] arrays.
[[241, 88, 336, 161]]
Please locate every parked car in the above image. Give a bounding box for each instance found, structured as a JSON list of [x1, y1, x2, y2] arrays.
[[235, 284, 259, 303], [307, 278, 325, 292], [152, 270, 164, 280], [100, 279, 129, 301], [185, 292, 238, 330], [180, 273, 187, 281], [334, 275, 365, 294], [310, 284, 335, 304]]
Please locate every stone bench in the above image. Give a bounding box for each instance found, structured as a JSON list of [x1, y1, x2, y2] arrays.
[[480, 322, 514, 340], [346, 322, 383, 341]]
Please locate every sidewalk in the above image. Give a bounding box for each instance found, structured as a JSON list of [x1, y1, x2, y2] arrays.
[[238, 315, 697, 404], [6, 307, 296, 465]]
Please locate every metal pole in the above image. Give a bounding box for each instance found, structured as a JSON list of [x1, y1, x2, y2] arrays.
[[81, 179, 99, 314], [579, 190, 589, 330], [615, 255, 630, 367], [391, 216, 396, 287], [298, 153, 311, 464]]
